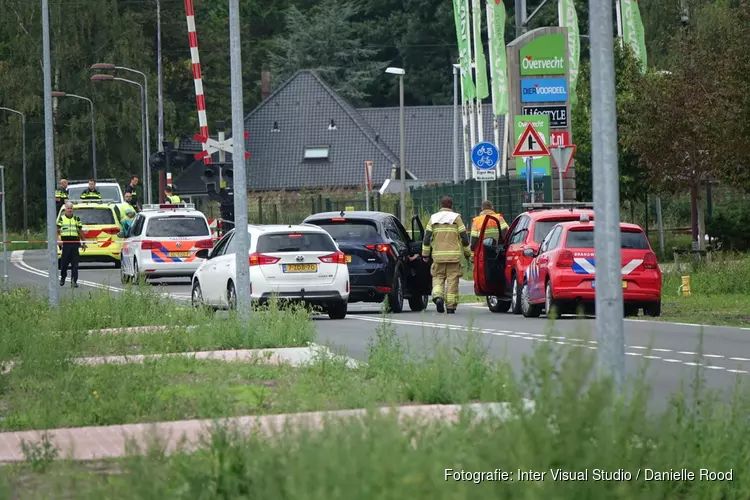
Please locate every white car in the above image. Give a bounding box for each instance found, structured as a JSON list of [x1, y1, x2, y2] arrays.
[[120, 203, 213, 282], [67, 178, 124, 203], [191, 224, 350, 319]]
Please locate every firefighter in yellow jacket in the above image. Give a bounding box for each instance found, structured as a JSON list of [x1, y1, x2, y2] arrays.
[[470, 200, 509, 251], [421, 196, 471, 314]]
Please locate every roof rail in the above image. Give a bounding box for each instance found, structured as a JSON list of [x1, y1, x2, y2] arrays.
[[522, 202, 595, 211], [67, 178, 119, 184], [141, 203, 196, 211]]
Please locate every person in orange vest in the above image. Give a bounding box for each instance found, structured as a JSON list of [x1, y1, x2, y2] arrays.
[[470, 200, 509, 252]]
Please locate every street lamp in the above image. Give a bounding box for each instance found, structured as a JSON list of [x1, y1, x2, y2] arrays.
[[51, 92, 97, 179], [385, 67, 406, 222], [91, 74, 147, 199], [0, 107, 27, 233], [452, 64, 461, 184], [91, 63, 151, 203]]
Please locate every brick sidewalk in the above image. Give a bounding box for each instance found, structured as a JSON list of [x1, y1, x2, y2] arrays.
[[0, 401, 534, 462]]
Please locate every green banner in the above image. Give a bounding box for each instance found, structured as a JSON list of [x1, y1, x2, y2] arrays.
[[558, 0, 580, 107], [519, 33, 566, 76], [486, 0, 508, 115], [453, 0, 476, 101], [514, 114, 551, 177], [471, 0, 489, 99], [620, 0, 647, 73]]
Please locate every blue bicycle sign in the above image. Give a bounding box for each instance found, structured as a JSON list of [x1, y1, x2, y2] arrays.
[[471, 142, 499, 171]]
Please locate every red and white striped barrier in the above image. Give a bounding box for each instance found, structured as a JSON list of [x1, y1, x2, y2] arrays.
[[184, 0, 211, 165]]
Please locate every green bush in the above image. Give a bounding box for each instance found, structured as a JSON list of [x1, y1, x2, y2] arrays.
[[707, 205, 750, 251]]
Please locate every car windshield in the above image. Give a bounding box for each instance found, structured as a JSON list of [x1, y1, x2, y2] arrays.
[[71, 207, 116, 225], [145, 216, 209, 237], [566, 229, 650, 249], [68, 185, 122, 203], [305, 220, 382, 244], [533, 217, 589, 243], [257, 232, 337, 253]]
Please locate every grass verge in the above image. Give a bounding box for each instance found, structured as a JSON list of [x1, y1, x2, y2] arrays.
[[3, 231, 48, 251], [3, 331, 750, 498]]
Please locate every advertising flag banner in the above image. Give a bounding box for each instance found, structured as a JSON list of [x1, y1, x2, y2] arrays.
[[486, 0, 508, 115], [558, 0, 580, 107], [620, 0, 647, 73], [453, 0, 476, 101], [471, 0, 490, 99]]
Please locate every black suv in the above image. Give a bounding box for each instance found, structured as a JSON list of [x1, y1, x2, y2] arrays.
[[303, 211, 432, 312]]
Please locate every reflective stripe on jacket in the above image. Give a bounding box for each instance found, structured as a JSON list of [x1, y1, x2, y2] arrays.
[[57, 214, 83, 239], [421, 208, 471, 263], [80, 189, 102, 199], [166, 195, 181, 203]]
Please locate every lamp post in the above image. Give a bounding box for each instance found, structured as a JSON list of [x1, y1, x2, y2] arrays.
[[50, 92, 97, 179], [0, 107, 27, 234], [91, 74, 147, 198], [385, 67, 406, 222], [90, 64, 151, 202]]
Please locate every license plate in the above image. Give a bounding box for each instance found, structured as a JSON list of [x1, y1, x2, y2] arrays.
[[591, 280, 628, 288], [168, 251, 191, 258], [283, 263, 317, 273], [345, 255, 352, 263]]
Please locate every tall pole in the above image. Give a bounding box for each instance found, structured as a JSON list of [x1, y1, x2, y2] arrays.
[[453, 65, 459, 184], [42, 0, 59, 307], [157, 0, 166, 205], [1, 165, 7, 281], [399, 74, 406, 222], [590, 0, 624, 389], [143, 77, 151, 203], [89, 99, 97, 178], [514, 0, 524, 37], [21, 115, 27, 234], [229, 0, 250, 316]]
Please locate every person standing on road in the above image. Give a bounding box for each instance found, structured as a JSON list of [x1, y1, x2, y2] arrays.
[[125, 175, 140, 211], [470, 200, 509, 251], [80, 179, 102, 200], [164, 185, 181, 204], [57, 201, 87, 288], [55, 178, 69, 213], [421, 196, 471, 314]]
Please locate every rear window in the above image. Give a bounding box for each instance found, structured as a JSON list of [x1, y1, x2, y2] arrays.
[[306, 220, 382, 244], [73, 208, 116, 225], [145, 216, 209, 237], [257, 232, 337, 253], [533, 217, 588, 243], [566, 229, 650, 249], [69, 186, 122, 202]]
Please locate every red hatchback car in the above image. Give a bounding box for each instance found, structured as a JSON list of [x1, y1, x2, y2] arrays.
[[520, 216, 662, 318]]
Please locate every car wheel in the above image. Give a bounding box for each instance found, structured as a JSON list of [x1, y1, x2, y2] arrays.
[[643, 299, 661, 317], [545, 281, 561, 319], [387, 272, 404, 313], [624, 304, 639, 317], [120, 258, 131, 284], [521, 281, 542, 318], [226, 281, 237, 310], [487, 295, 511, 313], [132, 259, 142, 284], [328, 301, 348, 320], [192, 280, 204, 309], [510, 274, 522, 315], [408, 294, 428, 312]]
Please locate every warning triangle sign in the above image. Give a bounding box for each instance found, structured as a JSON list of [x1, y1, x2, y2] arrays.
[[512, 123, 550, 157]]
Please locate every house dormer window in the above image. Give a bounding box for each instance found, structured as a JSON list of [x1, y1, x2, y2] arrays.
[[272, 121, 280, 132], [328, 119, 337, 131], [304, 146, 329, 160]]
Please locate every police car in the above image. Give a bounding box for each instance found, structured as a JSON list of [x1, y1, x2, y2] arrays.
[[56, 199, 124, 268], [120, 203, 213, 283], [520, 214, 662, 318]]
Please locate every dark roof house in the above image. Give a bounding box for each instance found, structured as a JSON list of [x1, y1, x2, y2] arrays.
[[175, 70, 501, 195]]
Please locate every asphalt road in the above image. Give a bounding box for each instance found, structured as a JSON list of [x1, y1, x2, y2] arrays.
[[7, 249, 750, 410]]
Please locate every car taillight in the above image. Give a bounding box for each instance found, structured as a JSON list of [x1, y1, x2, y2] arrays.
[[557, 250, 574, 267], [643, 251, 658, 269], [248, 252, 280, 266], [195, 239, 214, 249], [141, 240, 161, 250], [102, 227, 120, 235], [319, 251, 346, 264], [366, 243, 391, 253]]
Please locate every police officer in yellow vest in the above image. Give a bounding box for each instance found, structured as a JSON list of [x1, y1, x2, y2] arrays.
[[421, 196, 471, 314], [57, 201, 87, 287], [470, 200, 509, 251], [164, 185, 181, 203], [55, 178, 69, 213], [80, 179, 102, 199]]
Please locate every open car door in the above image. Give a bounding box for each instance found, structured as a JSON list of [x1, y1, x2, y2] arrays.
[[473, 214, 508, 296], [408, 214, 433, 297]]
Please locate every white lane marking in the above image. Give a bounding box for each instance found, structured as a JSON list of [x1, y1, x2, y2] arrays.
[[11, 251, 190, 302], [348, 315, 750, 375]]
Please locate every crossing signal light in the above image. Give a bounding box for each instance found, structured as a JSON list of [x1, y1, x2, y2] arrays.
[[149, 149, 188, 170]]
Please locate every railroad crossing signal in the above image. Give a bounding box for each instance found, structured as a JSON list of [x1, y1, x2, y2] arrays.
[[192, 130, 250, 161], [512, 123, 550, 157]]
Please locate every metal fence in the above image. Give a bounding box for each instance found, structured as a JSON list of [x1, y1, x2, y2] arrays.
[[245, 192, 401, 225]]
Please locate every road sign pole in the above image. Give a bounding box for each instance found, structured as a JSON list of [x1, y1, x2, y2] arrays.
[[1, 165, 8, 282], [481, 179, 488, 200], [590, 0, 625, 390], [525, 157, 532, 194]]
